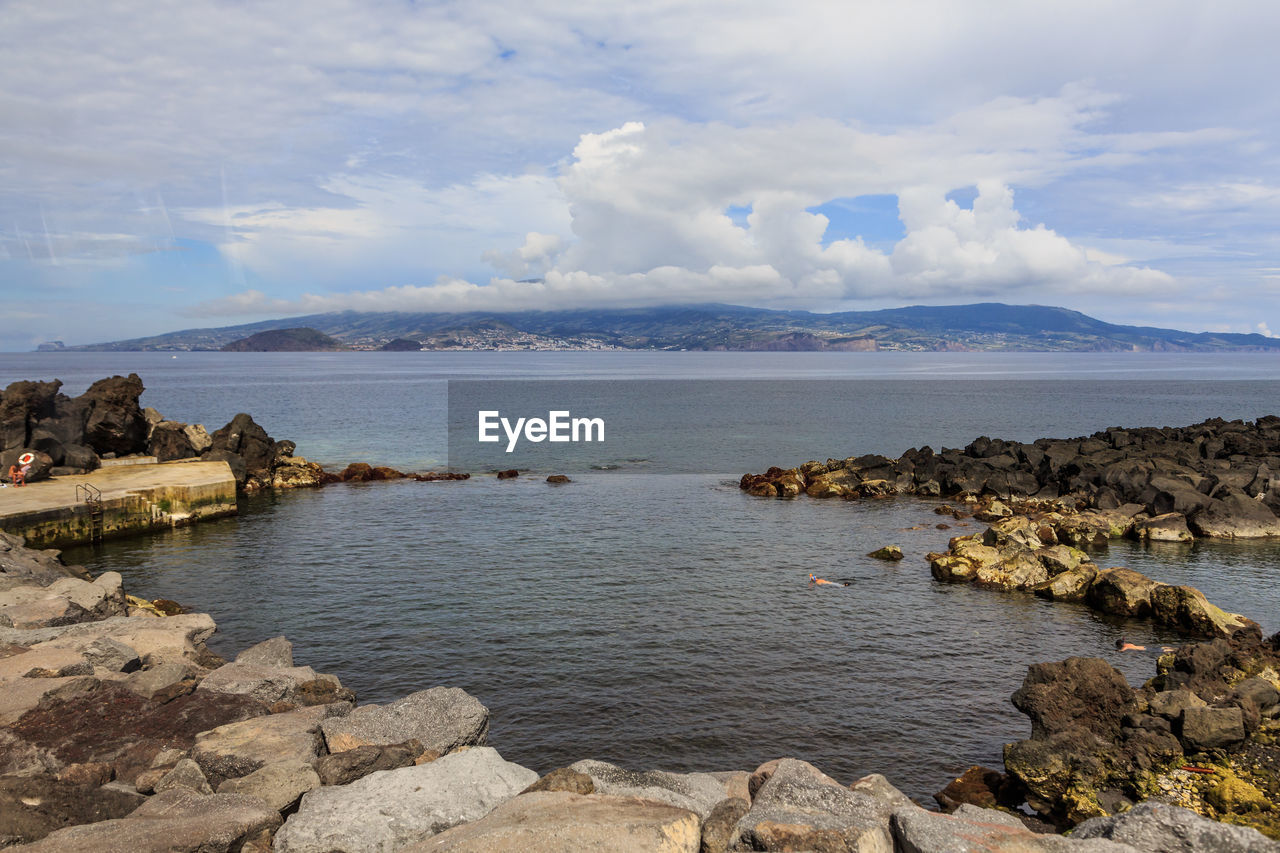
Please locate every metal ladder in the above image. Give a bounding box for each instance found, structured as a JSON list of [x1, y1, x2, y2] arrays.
[[76, 483, 104, 543]]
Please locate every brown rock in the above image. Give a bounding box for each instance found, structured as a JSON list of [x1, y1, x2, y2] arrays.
[[410, 791, 701, 852], [313, 739, 423, 786], [0, 774, 144, 846], [1086, 567, 1161, 617], [521, 766, 595, 795]]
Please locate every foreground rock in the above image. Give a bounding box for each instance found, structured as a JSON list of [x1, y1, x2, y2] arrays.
[[731, 758, 900, 851], [320, 686, 489, 756], [414, 791, 702, 852], [1073, 801, 1280, 852], [273, 747, 537, 853], [11, 786, 281, 852], [1003, 628, 1280, 836]]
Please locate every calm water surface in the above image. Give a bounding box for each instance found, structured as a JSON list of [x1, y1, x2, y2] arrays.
[[3, 351, 1275, 800]]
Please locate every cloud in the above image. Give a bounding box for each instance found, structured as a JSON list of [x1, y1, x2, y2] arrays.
[[4, 0, 1280, 344], [189, 100, 1177, 318]]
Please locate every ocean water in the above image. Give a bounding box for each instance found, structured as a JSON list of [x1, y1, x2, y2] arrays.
[[4, 351, 1279, 800]]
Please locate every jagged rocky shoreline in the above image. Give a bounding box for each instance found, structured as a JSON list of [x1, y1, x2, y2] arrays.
[[740, 415, 1280, 842], [0, 375, 469, 493], [2, 532, 1278, 851]]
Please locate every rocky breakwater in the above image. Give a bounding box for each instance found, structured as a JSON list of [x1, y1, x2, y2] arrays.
[[3, 535, 1279, 850], [0, 375, 324, 492], [925, 497, 1257, 639], [741, 415, 1280, 541]]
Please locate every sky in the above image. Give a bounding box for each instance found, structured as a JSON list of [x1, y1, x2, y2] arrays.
[[2, 1, 1279, 350]]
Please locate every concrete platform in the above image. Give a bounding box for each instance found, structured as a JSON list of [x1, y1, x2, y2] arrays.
[[0, 460, 238, 548]]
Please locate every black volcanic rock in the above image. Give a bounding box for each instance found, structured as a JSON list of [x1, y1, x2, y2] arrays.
[[220, 327, 344, 352]]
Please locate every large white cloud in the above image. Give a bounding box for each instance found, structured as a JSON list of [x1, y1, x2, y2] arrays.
[[3, 0, 1280, 346]]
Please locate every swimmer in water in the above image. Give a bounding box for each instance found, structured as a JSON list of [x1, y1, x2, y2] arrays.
[[1116, 636, 1146, 652], [808, 573, 850, 587]]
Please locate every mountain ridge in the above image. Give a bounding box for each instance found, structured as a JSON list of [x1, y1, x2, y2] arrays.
[[57, 303, 1280, 352]]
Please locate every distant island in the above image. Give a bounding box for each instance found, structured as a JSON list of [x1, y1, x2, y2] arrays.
[[53, 302, 1280, 353], [220, 327, 347, 352]]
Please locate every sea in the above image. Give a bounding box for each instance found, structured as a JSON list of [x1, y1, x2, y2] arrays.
[[3, 351, 1279, 801]]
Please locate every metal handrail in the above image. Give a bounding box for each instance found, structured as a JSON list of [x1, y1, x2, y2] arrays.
[[75, 483, 102, 503]]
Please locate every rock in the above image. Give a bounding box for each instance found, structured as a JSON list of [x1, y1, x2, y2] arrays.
[[196, 660, 318, 704], [271, 456, 325, 489], [1012, 657, 1137, 741], [521, 766, 595, 795], [0, 448, 54, 483], [1134, 512, 1194, 543], [1189, 492, 1280, 538], [732, 758, 896, 852], [153, 757, 213, 795], [1033, 564, 1098, 602], [313, 740, 423, 786], [701, 797, 750, 853], [1232, 677, 1280, 715], [192, 703, 347, 787], [496, 469, 519, 479], [1206, 771, 1271, 815], [320, 686, 488, 755], [1086, 568, 1161, 617], [1073, 800, 1280, 852], [122, 662, 200, 701], [0, 612, 219, 668], [892, 802, 1140, 852], [218, 759, 320, 812], [1036, 544, 1090, 575], [1180, 705, 1247, 751], [207, 413, 277, 483], [9, 680, 266, 782], [0, 774, 144, 846], [1151, 584, 1255, 638], [933, 765, 1009, 812], [569, 759, 727, 818], [1147, 689, 1207, 720], [13, 786, 282, 853], [55, 761, 113, 786], [80, 374, 148, 457], [235, 636, 293, 668], [273, 746, 537, 853], [867, 545, 904, 561], [546, 474, 571, 484], [147, 421, 200, 461], [410, 791, 703, 853]]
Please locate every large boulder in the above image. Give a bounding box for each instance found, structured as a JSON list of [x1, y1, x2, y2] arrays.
[[1180, 705, 1247, 752], [1189, 493, 1280, 538], [273, 747, 537, 853], [196, 660, 320, 705], [80, 374, 148, 457], [0, 380, 62, 452], [413, 791, 703, 852], [312, 740, 423, 786], [11, 786, 281, 853], [1072, 800, 1280, 852], [1150, 584, 1256, 638], [731, 758, 899, 852], [206, 413, 276, 484], [192, 703, 347, 787], [1133, 512, 1194, 543], [1, 449, 53, 484], [146, 421, 200, 462], [217, 758, 321, 813], [568, 759, 727, 818], [320, 686, 488, 756], [1086, 568, 1161, 617], [1011, 657, 1138, 741], [890, 802, 1140, 852]]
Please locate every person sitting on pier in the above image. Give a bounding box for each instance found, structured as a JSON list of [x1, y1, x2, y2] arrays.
[[7, 464, 24, 487]]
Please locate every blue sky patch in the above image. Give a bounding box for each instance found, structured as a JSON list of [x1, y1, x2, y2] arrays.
[[806, 195, 904, 249]]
